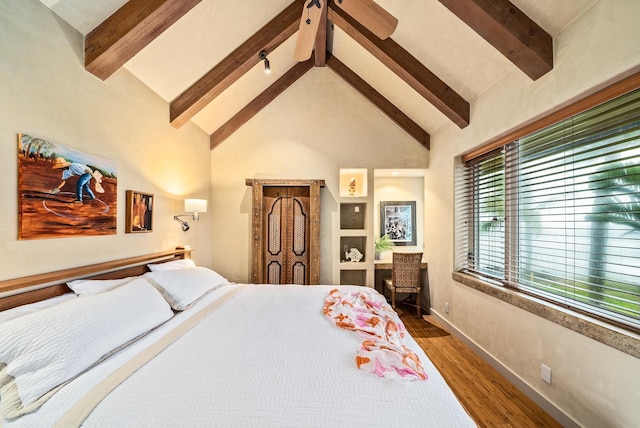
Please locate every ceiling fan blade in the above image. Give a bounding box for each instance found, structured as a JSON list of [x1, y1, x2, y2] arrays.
[[294, 0, 326, 61], [333, 0, 398, 39]]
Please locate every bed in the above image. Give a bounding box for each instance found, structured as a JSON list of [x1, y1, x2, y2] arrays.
[[0, 247, 475, 427]]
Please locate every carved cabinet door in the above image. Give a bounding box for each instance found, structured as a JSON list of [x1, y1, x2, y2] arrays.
[[247, 179, 324, 285], [263, 186, 309, 284]]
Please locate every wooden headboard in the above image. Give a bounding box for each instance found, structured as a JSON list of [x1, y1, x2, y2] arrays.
[[0, 246, 192, 312]]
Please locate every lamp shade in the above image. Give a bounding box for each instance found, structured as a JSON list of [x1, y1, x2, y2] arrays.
[[184, 199, 207, 213]]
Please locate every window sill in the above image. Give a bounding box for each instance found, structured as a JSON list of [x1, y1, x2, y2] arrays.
[[452, 271, 640, 360]]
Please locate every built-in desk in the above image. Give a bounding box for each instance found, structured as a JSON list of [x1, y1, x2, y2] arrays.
[[374, 259, 430, 314]]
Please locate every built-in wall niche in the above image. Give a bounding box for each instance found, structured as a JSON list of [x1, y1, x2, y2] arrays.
[[340, 236, 366, 262], [340, 269, 366, 286], [340, 203, 366, 230], [373, 168, 426, 252], [339, 168, 367, 197]]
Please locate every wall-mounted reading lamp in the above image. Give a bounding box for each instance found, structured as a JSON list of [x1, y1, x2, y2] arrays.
[[174, 199, 207, 232], [258, 50, 270, 74]]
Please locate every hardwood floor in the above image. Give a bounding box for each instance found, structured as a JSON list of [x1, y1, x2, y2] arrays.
[[399, 309, 562, 428]]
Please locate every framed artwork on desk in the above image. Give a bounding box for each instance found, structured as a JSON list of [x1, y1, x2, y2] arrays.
[[380, 201, 416, 246]]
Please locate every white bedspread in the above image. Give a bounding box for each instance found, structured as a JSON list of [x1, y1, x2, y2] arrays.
[[5, 284, 476, 428]]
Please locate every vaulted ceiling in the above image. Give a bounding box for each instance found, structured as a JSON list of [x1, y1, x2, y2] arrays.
[[41, 0, 598, 150]]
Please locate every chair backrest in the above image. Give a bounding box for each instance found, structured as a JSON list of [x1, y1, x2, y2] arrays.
[[391, 252, 423, 288]]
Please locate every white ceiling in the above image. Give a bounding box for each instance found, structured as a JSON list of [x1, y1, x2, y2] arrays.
[[42, 0, 599, 138]]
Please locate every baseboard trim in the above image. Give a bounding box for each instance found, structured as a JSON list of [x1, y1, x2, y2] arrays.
[[430, 310, 580, 428]]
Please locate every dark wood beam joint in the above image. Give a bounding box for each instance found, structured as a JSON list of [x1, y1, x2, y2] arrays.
[[437, 0, 553, 80], [210, 59, 314, 149], [314, 1, 328, 67], [327, 54, 430, 150], [85, 0, 201, 80], [171, 1, 301, 129], [331, 6, 470, 128]]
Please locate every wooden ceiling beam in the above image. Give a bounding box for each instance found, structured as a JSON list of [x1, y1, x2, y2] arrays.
[[210, 59, 314, 149], [437, 0, 553, 80], [314, 2, 328, 67], [85, 0, 201, 81], [327, 55, 430, 150], [171, 1, 300, 129], [331, 6, 470, 129]]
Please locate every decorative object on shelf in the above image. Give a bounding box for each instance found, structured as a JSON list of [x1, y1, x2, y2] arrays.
[[339, 168, 367, 197], [374, 234, 395, 260], [126, 190, 154, 233], [174, 198, 207, 232], [380, 200, 417, 246], [348, 177, 356, 196], [345, 247, 364, 263]]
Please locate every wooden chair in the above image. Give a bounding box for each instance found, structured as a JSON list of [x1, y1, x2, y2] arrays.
[[384, 252, 423, 316]]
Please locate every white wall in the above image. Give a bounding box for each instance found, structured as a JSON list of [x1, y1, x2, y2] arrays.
[[0, 0, 213, 278], [210, 68, 429, 284], [426, 1, 640, 426]]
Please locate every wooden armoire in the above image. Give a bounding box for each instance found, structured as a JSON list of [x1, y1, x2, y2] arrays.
[[246, 179, 325, 285]]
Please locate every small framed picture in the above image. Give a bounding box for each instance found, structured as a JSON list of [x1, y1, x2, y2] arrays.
[[125, 190, 153, 233], [380, 201, 416, 246]]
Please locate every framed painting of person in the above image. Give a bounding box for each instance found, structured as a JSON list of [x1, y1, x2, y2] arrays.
[[18, 133, 117, 239], [125, 190, 153, 233]]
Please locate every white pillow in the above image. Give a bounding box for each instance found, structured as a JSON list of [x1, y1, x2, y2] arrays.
[[147, 258, 196, 271], [0, 278, 173, 419], [0, 293, 77, 324], [144, 266, 228, 311], [67, 276, 136, 296]]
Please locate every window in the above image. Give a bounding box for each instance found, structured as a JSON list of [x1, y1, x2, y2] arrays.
[[456, 88, 640, 332]]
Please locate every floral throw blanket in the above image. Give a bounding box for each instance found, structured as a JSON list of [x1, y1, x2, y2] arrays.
[[324, 288, 427, 382]]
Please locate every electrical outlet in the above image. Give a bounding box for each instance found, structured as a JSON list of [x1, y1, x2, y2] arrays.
[[541, 364, 552, 384], [444, 302, 449, 314]]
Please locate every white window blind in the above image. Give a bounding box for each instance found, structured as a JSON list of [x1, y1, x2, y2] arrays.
[[456, 88, 640, 331]]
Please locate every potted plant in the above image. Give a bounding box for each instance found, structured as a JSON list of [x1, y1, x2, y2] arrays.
[[374, 234, 395, 260]]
